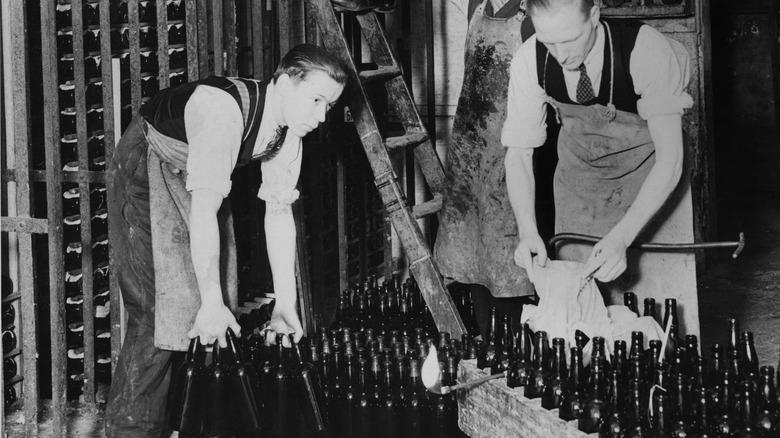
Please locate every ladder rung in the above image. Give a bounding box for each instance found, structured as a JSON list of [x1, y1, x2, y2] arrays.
[[358, 66, 402, 84], [412, 196, 442, 219], [385, 132, 429, 150]]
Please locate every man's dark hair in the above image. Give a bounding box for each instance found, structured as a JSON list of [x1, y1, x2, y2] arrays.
[[272, 44, 349, 86], [526, 0, 595, 17]]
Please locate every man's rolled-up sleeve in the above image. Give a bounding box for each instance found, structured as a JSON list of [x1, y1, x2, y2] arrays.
[[632, 26, 694, 120], [257, 136, 303, 205], [184, 87, 243, 197], [501, 38, 550, 150]]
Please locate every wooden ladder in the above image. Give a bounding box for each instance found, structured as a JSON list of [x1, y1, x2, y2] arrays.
[[307, 0, 466, 338]]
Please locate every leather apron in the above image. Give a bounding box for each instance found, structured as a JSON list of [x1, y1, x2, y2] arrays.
[[546, 23, 698, 336], [434, 0, 535, 297]]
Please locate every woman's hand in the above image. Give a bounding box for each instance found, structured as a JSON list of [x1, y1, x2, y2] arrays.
[[187, 302, 241, 348]]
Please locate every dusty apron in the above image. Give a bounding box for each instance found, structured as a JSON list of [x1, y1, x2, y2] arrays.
[[434, 1, 534, 297], [546, 23, 699, 337], [145, 123, 238, 351], [105, 116, 238, 437]]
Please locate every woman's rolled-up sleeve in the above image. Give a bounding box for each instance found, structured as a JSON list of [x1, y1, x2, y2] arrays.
[[257, 135, 303, 205]]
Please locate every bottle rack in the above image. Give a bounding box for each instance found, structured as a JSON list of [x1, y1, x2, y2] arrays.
[[3, 276, 22, 411], [53, 0, 190, 402]]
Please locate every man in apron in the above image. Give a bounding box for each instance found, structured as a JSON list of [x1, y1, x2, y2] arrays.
[[502, 1, 693, 297], [435, 0, 538, 337], [105, 44, 346, 437]]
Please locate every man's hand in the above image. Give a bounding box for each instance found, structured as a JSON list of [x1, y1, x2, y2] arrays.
[[263, 303, 303, 347], [187, 302, 241, 348], [583, 232, 629, 282], [514, 232, 549, 283]]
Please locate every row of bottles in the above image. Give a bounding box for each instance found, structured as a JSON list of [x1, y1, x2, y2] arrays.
[[235, 275, 473, 437], [2, 275, 21, 410], [474, 294, 780, 437]]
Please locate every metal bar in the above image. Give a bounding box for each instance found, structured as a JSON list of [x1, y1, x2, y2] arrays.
[[547, 232, 747, 259], [185, 0, 200, 81], [157, 0, 170, 90], [71, 0, 97, 405], [41, 0, 67, 433], [212, 0, 224, 75], [224, 0, 237, 76], [128, 0, 142, 113], [251, 0, 264, 79], [197, 0, 210, 78], [9, 1, 39, 434], [99, 0, 115, 162]]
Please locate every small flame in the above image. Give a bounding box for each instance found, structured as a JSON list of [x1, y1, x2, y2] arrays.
[[421, 345, 441, 390]]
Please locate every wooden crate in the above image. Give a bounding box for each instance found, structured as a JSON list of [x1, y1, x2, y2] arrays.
[[457, 360, 596, 438]]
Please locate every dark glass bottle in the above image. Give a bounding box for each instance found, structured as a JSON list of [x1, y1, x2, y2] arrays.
[[625, 378, 648, 438], [490, 315, 514, 375], [650, 367, 670, 438], [712, 369, 738, 437], [204, 343, 231, 436], [630, 331, 645, 361], [646, 340, 662, 383], [332, 295, 352, 331], [740, 331, 759, 380], [669, 373, 692, 438], [226, 329, 263, 435], [692, 384, 713, 438], [613, 340, 629, 384], [727, 318, 741, 357], [4, 357, 17, 381], [560, 346, 586, 422], [579, 356, 608, 434], [624, 291, 640, 317], [525, 330, 550, 400], [662, 298, 684, 357], [400, 359, 428, 438], [643, 297, 657, 322], [592, 336, 612, 378], [710, 342, 725, 386], [354, 358, 373, 438], [476, 307, 498, 370], [735, 380, 758, 437], [601, 369, 627, 438], [507, 323, 533, 389], [376, 359, 401, 438], [542, 338, 568, 410], [755, 366, 779, 437], [166, 338, 206, 434], [274, 334, 300, 438], [367, 354, 385, 435], [465, 291, 480, 338], [429, 356, 458, 438], [334, 350, 357, 438]]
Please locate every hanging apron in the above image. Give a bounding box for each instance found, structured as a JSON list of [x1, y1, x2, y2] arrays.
[[434, 1, 535, 298], [546, 23, 699, 338], [145, 122, 239, 351]]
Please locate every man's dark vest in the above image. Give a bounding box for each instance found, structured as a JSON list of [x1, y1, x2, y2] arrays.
[[139, 76, 266, 167], [536, 19, 644, 114]]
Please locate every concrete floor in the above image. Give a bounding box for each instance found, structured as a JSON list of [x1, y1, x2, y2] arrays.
[[698, 189, 780, 371]]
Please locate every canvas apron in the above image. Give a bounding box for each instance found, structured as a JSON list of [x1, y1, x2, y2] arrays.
[[545, 24, 698, 336], [434, 1, 534, 297], [145, 123, 238, 351]]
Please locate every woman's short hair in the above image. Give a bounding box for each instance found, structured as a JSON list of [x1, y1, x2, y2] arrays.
[[272, 44, 349, 86]]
